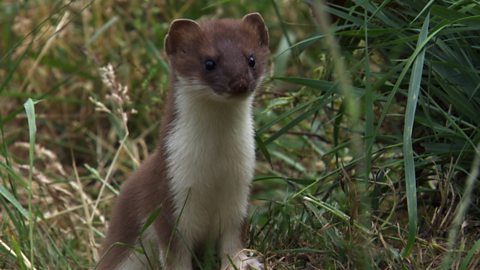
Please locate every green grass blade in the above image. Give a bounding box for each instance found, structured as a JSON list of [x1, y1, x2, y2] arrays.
[[0, 184, 29, 219], [459, 238, 480, 270], [264, 95, 334, 145], [87, 16, 119, 46], [255, 135, 272, 167], [273, 76, 367, 97], [140, 207, 162, 235], [303, 195, 371, 235], [401, 12, 430, 257]]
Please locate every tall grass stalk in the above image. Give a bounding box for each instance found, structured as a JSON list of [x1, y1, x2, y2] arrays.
[[23, 98, 37, 270], [441, 142, 480, 269], [311, 0, 362, 159], [363, 4, 374, 190]]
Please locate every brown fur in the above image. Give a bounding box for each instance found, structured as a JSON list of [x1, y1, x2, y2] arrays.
[[166, 15, 269, 97]]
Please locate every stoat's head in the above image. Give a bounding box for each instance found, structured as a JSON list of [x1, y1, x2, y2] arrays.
[[164, 13, 269, 101]]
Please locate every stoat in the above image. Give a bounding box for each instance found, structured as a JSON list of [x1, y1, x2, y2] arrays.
[[97, 13, 269, 270]]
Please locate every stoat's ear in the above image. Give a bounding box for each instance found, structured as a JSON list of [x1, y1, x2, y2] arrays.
[[164, 19, 201, 56], [242, 12, 269, 48]]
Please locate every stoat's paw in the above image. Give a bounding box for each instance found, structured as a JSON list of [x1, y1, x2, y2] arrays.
[[241, 256, 264, 270], [223, 251, 264, 270]]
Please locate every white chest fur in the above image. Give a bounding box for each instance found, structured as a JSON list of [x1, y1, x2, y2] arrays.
[[165, 78, 256, 248]]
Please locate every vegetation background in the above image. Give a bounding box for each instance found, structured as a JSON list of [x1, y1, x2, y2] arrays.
[[1, 0, 479, 269]]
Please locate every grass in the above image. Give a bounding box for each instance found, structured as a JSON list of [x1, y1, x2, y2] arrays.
[[1, 0, 479, 269]]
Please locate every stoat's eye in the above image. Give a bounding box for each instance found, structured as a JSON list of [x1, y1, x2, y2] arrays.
[[248, 56, 255, 68], [205, 59, 216, 71]]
